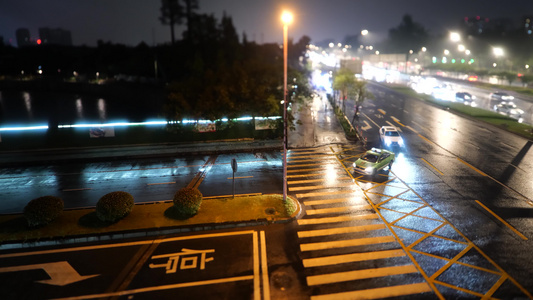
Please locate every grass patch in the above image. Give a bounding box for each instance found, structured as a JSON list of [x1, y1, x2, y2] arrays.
[[0, 194, 298, 244]]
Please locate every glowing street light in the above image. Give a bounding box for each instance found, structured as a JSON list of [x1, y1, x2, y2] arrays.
[[450, 32, 461, 42], [281, 10, 293, 201], [361, 29, 368, 36], [493, 47, 504, 57]]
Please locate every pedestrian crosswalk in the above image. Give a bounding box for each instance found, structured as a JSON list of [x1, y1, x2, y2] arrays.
[[288, 146, 434, 299]]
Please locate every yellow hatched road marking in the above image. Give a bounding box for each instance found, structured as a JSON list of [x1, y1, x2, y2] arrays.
[[306, 204, 372, 215], [297, 214, 379, 225], [310, 282, 432, 300], [298, 224, 386, 238], [307, 264, 418, 286], [300, 236, 396, 252], [302, 249, 406, 268], [378, 109, 386, 115]]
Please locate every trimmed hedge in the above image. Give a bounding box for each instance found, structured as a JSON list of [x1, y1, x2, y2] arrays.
[[96, 191, 134, 222], [23, 196, 64, 227], [173, 187, 203, 217]]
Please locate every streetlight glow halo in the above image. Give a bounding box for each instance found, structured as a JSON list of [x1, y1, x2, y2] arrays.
[[281, 11, 293, 25]]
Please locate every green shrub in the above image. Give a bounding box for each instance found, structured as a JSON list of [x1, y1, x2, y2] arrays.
[[23, 196, 64, 227], [173, 187, 203, 216], [96, 191, 134, 222]]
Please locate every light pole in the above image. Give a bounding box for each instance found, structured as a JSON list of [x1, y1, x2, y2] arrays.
[[281, 11, 292, 201]]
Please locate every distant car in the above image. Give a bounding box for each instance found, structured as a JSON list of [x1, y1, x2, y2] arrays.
[[455, 92, 477, 107], [489, 92, 514, 101], [379, 126, 404, 147], [493, 101, 524, 121], [467, 75, 478, 82], [353, 148, 395, 176], [432, 84, 455, 101]]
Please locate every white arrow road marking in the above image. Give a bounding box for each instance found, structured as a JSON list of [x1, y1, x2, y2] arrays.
[[361, 120, 372, 131], [0, 261, 99, 286]]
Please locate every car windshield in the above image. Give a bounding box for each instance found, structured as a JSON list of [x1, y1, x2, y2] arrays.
[[361, 153, 379, 163], [385, 131, 399, 136]]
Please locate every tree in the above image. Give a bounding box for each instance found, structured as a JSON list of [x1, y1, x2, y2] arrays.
[[182, 0, 199, 41], [333, 68, 359, 112], [159, 0, 183, 44]]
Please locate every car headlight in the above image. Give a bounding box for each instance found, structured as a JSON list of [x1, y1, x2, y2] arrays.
[[384, 139, 391, 146], [365, 167, 374, 173], [398, 138, 404, 147]]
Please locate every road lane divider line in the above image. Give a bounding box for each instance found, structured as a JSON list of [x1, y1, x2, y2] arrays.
[[297, 224, 386, 238], [421, 158, 444, 175], [187, 155, 218, 189], [406, 125, 419, 134], [147, 182, 176, 185], [310, 283, 432, 300], [378, 109, 386, 115], [297, 214, 379, 225], [418, 134, 436, 145], [456, 158, 487, 176], [302, 249, 406, 268], [361, 112, 380, 128], [391, 116, 405, 127], [475, 200, 528, 240], [260, 231, 271, 300], [306, 264, 418, 286], [300, 235, 396, 252], [226, 176, 253, 180]]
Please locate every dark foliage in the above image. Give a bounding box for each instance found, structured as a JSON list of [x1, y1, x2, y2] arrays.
[[23, 196, 64, 227]]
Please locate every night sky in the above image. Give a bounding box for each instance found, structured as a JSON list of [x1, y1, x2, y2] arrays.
[[1, 0, 532, 47]]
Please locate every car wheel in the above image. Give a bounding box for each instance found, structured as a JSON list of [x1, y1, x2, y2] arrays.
[[387, 161, 394, 173]]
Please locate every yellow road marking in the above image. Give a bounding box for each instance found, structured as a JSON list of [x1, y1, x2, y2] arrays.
[[55, 276, 255, 300], [226, 176, 253, 179], [260, 231, 271, 300], [302, 249, 406, 268], [297, 214, 378, 225], [421, 158, 444, 175], [147, 182, 176, 185], [378, 109, 386, 115], [457, 158, 487, 176], [475, 200, 528, 240], [310, 282, 432, 300], [253, 231, 260, 300], [391, 116, 405, 127], [307, 265, 418, 286], [297, 224, 386, 238], [306, 204, 372, 215], [300, 235, 396, 252]]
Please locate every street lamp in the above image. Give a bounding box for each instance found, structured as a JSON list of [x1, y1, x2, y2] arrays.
[[281, 10, 293, 201]]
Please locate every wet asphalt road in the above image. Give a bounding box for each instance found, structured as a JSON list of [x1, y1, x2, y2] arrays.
[[1, 83, 533, 298]]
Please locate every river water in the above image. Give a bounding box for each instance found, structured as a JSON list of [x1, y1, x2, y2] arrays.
[[0, 83, 167, 126]]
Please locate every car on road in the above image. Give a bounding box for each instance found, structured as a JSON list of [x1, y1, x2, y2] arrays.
[[353, 148, 395, 176], [379, 126, 404, 147], [493, 101, 524, 121], [489, 92, 514, 102], [455, 92, 477, 107]]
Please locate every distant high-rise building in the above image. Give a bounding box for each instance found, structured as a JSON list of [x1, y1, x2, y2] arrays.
[[38, 27, 72, 46], [16, 28, 32, 47]]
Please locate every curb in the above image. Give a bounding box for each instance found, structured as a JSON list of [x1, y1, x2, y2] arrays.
[[0, 196, 301, 250]]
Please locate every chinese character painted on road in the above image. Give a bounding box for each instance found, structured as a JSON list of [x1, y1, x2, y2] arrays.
[[149, 248, 215, 274]]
